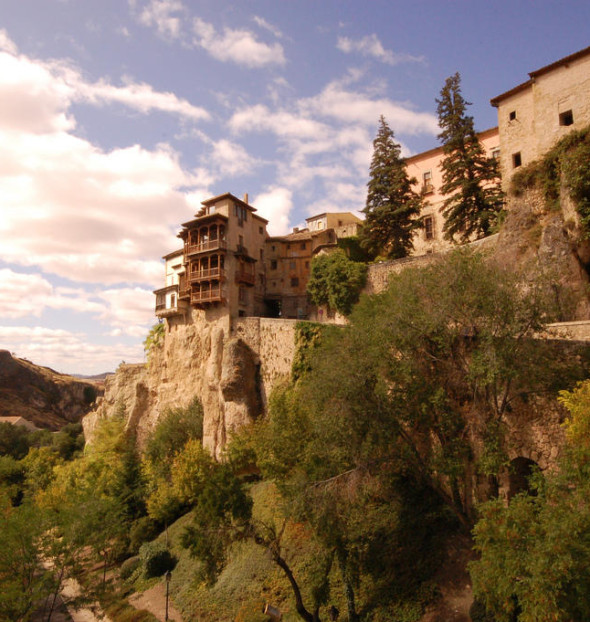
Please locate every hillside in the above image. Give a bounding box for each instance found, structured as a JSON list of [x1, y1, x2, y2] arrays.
[[0, 349, 102, 430]]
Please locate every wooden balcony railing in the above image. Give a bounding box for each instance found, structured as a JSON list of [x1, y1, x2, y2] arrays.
[[186, 239, 227, 255], [191, 287, 225, 305], [188, 267, 225, 283], [235, 269, 256, 285]]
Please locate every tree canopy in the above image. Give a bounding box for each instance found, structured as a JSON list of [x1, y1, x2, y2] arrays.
[[437, 73, 503, 242], [360, 115, 423, 258]]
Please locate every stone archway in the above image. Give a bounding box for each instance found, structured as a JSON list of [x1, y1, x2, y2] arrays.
[[507, 456, 539, 500]]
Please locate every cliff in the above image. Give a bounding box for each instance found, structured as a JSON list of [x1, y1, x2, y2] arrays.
[[0, 349, 100, 430], [85, 315, 296, 458]]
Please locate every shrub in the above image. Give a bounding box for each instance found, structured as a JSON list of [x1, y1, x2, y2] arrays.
[[129, 517, 160, 554], [120, 556, 141, 581], [139, 541, 176, 578]]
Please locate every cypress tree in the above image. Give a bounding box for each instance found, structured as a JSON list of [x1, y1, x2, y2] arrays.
[[436, 73, 503, 242], [361, 115, 423, 259]]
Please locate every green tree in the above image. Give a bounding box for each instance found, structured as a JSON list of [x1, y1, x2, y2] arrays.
[[470, 380, 590, 621], [306, 250, 367, 316], [437, 73, 503, 242], [360, 115, 423, 258]]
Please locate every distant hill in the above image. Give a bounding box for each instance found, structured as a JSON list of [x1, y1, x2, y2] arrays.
[[73, 372, 113, 381], [0, 350, 102, 430]]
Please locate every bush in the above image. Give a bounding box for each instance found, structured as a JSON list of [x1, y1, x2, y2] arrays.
[[139, 541, 176, 578], [120, 556, 141, 581], [129, 517, 160, 554]]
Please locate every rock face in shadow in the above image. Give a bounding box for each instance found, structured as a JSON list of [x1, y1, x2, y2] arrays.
[[0, 350, 99, 430]]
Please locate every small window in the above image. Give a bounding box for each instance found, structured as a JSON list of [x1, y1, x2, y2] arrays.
[[509, 111, 517, 121], [305, 261, 309, 269], [338, 220, 343, 226], [260, 249, 264, 261], [271, 245, 276, 252], [290, 277, 299, 287], [422, 171, 433, 193], [270, 260, 277, 270], [170, 294, 176, 308], [259, 226, 263, 234], [512, 152, 522, 168], [424, 216, 434, 240], [300, 242, 306, 250], [559, 110, 574, 126], [492, 149, 500, 160], [289, 261, 296, 270]]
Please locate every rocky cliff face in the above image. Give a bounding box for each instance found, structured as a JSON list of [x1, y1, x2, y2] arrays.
[[0, 350, 99, 430], [85, 314, 266, 458]]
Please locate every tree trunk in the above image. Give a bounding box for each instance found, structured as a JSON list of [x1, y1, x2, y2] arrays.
[[337, 549, 359, 622], [273, 552, 318, 622]]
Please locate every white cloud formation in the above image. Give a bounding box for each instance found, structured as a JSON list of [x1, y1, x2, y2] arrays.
[[253, 16, 284, 39], [337, 34, 425, 66], [137, 0, 185, 40], [210, 139, 260, 177], [253, 188, 293, 236], [0, 35, 213, 293], [192, 18, 286, 68], [0, 326, 144, 375]]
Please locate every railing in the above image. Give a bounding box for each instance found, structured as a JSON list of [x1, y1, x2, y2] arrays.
[[191, 287, 225, 305], [188, 267, 225, 283], [186, 239, 227, 255], [235, 269, 256, 285]]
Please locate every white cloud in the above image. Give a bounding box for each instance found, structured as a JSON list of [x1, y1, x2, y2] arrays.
[[0, 326, 144, 375], [253, 16, 283, 39], [253, 188, 293, 236], [210, 139, 260, 177], [193, 18, 286, 68], [337, 34, 425, 66], [137, 0, 185, 40], [0, 36, 211, 287]]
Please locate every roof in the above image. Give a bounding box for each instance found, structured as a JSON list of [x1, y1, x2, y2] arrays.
[[406, 126, 499, 163], [268, 229, 314, 242], [305, 211, 363, 223], [491, 45, 590, 106], [201, 192, 258, 212], [179, 212, 228, 229], [162, 248, 183, 260]]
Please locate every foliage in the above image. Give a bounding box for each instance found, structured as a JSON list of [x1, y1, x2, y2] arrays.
[[511, 125, 590, 235], [306, 249, 367, 316], [436, 73, 503, 242], [0, 422, 34, 460], [119, 555, 142, 581], [139, 541, 176, 578], [143, 322, 165, 357], [360, 115, 423, 258], [53, 422, 85, 460], [291, 322, 338, 382], [0, 456, 25, 506], [336, 236, 376, 263], [470, 379, 590, 621]]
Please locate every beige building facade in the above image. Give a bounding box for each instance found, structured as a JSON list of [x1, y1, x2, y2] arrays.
[[406, 127, 500, 255], [490, 45, 590, 188]]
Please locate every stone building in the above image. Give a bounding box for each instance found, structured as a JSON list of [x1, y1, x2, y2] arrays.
[[406, 127, 500, 255], [490, 45, 590, 188]]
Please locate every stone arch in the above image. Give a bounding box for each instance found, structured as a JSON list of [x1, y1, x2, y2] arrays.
[[507, 456, 539, 500]]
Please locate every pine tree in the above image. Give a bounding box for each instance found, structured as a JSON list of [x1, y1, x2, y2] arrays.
[[436, 73, 503, 243], [361, 115, 423, 259]]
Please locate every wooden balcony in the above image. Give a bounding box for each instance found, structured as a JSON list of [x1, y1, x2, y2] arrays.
[[191, 287, 225, 306], [235, 268, 256, 286], [188, 267, 225, 283], [185, 239, 227, 256]]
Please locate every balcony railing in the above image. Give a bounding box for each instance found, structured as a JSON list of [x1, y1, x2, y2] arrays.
[[191, 287, 225, 305], [188, 267, 225, 283], [186, 239, 227, 255], [235, 269, 256, 285]]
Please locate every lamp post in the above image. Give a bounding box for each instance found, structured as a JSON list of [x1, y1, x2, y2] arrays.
[[165, 570, 172, 621]]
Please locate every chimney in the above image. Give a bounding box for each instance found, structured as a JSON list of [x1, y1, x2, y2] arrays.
[[243, 193, 249, 204], [293, 227, 299, 233]]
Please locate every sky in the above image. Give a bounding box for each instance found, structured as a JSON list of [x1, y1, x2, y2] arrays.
[[0, 0, 589, 375]]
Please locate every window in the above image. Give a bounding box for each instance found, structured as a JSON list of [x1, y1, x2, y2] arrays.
[[290, 277, 299, 287], [559, 110, 574, 126], [338, 220, 343, 226], [259, 226, 263, 234], [512, 152, 522, 168], [422, 171, 433, 193], [238, 235, 244, 251], [234, 203, 248, 226], [305, 261, 309, 269], [300, 242, 306, 250], [289, 261, 296, 270], [260, 249, 264, 261], [509, 110, 517, 121], [270, 260, 277, 270], [424, 216, 434, 240], [492, 149, 500, 160], [170, 294, 176, 308], [239, 287, 248, 305], [271, 245, 276, 252]]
